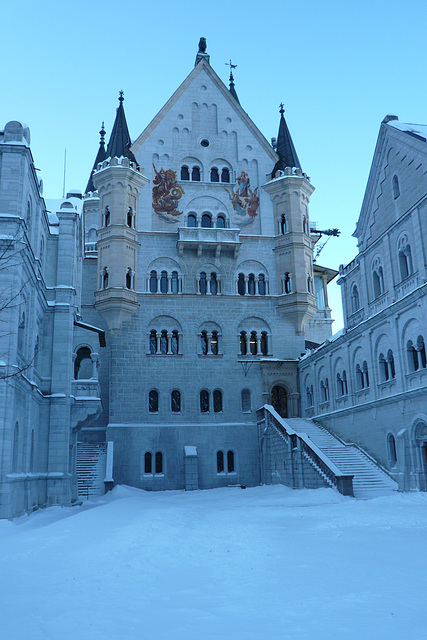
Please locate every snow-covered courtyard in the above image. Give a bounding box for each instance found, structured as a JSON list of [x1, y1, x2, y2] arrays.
[[1, 485, 426, 640]]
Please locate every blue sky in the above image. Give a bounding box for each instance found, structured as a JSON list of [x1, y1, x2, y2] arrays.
[[2, 0, 426, 330]]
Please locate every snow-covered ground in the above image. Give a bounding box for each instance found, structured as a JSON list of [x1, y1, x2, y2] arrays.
[[1, 485, 426, 640]]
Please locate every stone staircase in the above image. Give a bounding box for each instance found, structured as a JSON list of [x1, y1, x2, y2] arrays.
[[284, 418, 398, 498], [76, 442, 107, 498]]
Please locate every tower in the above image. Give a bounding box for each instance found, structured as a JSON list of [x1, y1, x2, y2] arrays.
[[263, 105, 317, 334], [92, 92, 148, 330]]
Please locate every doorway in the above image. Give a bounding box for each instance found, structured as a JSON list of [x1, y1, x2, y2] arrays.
[[271, 385, 288, 419]]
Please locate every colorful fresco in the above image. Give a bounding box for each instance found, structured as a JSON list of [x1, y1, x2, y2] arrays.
[[152, 164, 184, 222], [225, 171, 259, 226]]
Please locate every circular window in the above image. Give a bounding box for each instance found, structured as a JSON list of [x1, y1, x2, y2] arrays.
[[200, 139, 210, 148], [226, 117, 232, 123], [177, 114, 184, 120]]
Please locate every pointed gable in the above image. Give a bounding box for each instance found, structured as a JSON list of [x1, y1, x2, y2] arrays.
[[354, 117, 427, 249], [106, 91, 137, 164], [271, 104, 301, 176], [132, 59, 277, 161]]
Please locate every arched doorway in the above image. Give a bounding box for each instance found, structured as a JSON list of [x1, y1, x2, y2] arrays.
[[271, 385, 288, 419]]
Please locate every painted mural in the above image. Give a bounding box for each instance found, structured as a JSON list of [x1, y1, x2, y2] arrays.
[[225, 171, 259, 226], [152, 164, 184, 222]]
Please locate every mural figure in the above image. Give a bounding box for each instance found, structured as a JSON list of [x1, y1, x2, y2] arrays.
[[152, 164, 184, 222], [225, 171, 259, 226]]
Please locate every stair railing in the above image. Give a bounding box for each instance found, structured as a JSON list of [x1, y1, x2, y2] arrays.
[[259, 405, 354, 496]]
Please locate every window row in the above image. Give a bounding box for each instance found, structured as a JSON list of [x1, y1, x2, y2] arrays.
[[148, 329, 271, 357], [180, 165, 230, 183], [100, 267, 135, 290], [143, 450, 237, 476], [277, 214, 310, 235], [237, 273, 267, 296], [148, 388, 252, 413], [187, 212, 227, 228], [102, 205, 135, 228], [305, 338, 427, 407]]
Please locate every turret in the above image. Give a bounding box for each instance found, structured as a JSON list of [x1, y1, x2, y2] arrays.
[[92, 93, 148, 330], [263, 105, 317, 335]]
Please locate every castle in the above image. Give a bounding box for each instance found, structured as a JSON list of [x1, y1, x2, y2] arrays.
[[1, 40, 425, 518]]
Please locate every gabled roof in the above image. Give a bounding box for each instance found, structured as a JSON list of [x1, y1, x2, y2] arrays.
[[106, 91, 137, 164], [131, 59, 278, 162], [271, 104, 301, 176], [353, 115, 427, 242], [85, 123, 107, 194]]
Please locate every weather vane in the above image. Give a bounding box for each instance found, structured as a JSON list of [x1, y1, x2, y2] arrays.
[[225, 59, 237, 73]]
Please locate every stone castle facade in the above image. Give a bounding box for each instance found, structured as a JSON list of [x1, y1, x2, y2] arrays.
[[1, 42, 425, 517]]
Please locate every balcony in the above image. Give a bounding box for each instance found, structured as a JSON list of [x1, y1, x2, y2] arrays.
[[177, 227, 241, 259], [71, 379, 102, 428]]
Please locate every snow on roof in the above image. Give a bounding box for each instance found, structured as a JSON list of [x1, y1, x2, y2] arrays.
[[387, 120, 427, 141]]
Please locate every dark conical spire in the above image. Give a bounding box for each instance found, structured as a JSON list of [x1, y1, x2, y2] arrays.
[[105, 91, 137, 164], [271, 103, 301, 176], [229, 69, 240, 105], [85, 122, 107, 194]]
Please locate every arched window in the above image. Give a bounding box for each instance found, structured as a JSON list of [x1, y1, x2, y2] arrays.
[[199, 272, 207, 295], [155, 452, 163, 474], [213, 389, 223, 413], [241, 388, 251, 412], [217, 450, 224, 473], [379, 353, 389, 382], [126, 268, 132, 290], [387, 350, 396, 379], [201, 330, 208, 355], [302, 216, 308, 234], [342, 371, 348, 395], [248, 273, 255, 296], [201, 213, 212, 228], [210, 167, 219, 182], [280, 214, 287, 234], [216, 215, 226, 228], [127, 206, 133, 228], [407, 340, 418, 372], [160, 330, 168, 355], [160, 271, 168, 294], [171, 390, 181, 412], [210, 272, 218, 295], [240, 331, 247, 355], [187, 214, 197, 227], [387, 434, 397, 466], [392, 174, 400, 199], [171, 330, 179, 355], [250, 331, 257, 355], [150, 270, 157, 293], [356, 364, 364, 390], [171, 271, 179, 294], [363, 361, 369, 387], [306, 385, 313, 407], [320, 379, 329, 403], [417, 335, 427, 368], [238, 273, 246, 295], [74, 347, 92, 379], [102, 267, 109, 289], [181, 165, 190, 180], [191, 166, 200, 181], [372, 258, 385, 298], [211, 331, 218, 355], [398, 237, 413, 281], [337, 373, 344, 397], [221, 168, 230, 183], [200, 390, 210, 413], [12, 422, 19, 472], [105, 206, 110, 227], [150, 330, 157, 354], [307, 274, 313, 294], [258, 274, 266, 296], [227, 450, 235, 473], [284, 272, 292, 294], [351, 285, 360, 314], [144, 452, 152, 474], [149, 390, 159, 413], [260, 332, 268, 356], [30, 430, 35, 473], [26, 200, 32, 228]]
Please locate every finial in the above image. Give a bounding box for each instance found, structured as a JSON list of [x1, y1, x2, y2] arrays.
[[100, 122, 106, 145], [119, 90, 124, 104], [198, 37, 207, 53], [279, 103, 285, 116]]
